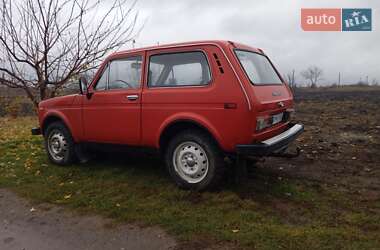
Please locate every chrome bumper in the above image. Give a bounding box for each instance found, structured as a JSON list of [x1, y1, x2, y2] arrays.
[[236, 123, 304, 156]]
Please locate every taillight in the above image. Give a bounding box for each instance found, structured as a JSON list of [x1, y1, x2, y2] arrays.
[[256, 116, 272, 131], [284, 108, 295, 121], [256, 111, 290, 132]]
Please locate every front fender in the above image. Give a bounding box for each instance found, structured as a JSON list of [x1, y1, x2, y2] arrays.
[[40, 110, 76, 141]]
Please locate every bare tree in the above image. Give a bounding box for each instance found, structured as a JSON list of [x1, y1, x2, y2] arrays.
[[371, 78, 379, 86], [286, 69, 296, 89], [0, 0, 140, 107], [301, 66, 323, 88]]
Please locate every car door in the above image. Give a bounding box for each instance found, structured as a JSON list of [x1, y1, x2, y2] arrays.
[[82, 53, 143, 145]]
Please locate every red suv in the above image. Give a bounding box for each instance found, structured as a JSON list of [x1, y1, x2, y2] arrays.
[[32, 40, 303, 190]]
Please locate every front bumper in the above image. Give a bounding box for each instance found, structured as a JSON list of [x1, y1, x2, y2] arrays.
[[31, 127, 42, 135], [236, 123, 304, 156]]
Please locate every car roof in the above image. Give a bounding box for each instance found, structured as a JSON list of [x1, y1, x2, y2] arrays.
[[111, 40, 261, 57]]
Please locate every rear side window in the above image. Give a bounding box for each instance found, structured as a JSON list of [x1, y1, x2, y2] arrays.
[[235, 50, 282, 85], [148, 51, 211, 87]]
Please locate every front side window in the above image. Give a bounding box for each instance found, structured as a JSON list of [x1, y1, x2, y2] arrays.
[[235, 50, 282, 85], [108, 56, 142, 89], [148, 51, 211, 87], [94, 64, 109, 90], [93, 56, 142, 90]]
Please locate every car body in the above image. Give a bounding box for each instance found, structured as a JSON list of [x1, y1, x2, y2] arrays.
[[32, 40, 303, 190]]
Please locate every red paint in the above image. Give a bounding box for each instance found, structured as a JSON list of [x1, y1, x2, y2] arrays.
[[37, 40, 294, 152]]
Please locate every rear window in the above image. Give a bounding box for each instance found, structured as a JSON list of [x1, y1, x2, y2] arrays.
[[235, 50, 282, 85], [148, 51, 211, 87]]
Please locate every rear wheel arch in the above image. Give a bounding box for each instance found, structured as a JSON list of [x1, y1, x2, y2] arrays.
[[159, 119, 223, 154]]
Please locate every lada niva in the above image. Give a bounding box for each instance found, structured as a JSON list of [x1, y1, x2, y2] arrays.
[[32, 40, 304, 190]]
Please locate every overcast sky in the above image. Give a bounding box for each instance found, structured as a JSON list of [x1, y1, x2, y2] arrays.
[[128, 0, 379, 85]]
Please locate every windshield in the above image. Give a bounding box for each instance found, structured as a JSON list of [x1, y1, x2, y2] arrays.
[[235, 50, 282, 85]]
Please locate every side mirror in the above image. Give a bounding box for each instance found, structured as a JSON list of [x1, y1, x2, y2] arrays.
[[79, 76, 88, 95], [79, 76, 94, 99]]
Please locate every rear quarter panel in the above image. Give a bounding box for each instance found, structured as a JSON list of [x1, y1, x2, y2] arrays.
[[141, 44, 252, 152]]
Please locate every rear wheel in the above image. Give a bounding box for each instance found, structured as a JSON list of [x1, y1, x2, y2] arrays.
[[44, 122, 76, 165], [165, 130, 225, 190]]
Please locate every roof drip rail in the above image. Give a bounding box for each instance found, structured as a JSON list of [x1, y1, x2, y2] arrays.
[[227, 41, 236, 47]]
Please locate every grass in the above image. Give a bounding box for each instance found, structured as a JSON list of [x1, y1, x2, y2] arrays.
[[0, 116, 379, 249]]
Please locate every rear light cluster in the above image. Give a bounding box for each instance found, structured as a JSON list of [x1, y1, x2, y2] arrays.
[[283, 108, 295, 121], [256, 109, 295, 131]]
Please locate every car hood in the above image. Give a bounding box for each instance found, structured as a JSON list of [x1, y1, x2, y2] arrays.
[[39, 94, 78, 109]]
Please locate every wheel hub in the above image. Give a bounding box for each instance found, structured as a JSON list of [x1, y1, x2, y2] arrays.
[[173, 142, 209, 184], [184, 153, 196, 167]]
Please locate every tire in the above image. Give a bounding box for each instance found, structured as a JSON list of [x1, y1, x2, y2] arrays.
[[165, 129, 225, 191], [44, 121, 76, 165]]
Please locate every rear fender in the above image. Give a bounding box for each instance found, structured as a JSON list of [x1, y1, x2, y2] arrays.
[[157, 112, 226, 151]]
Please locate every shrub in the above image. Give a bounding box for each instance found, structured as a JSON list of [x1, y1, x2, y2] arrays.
[[4, 97, 22, 118], [1, 96, 35, 118], [19, 102, 36, 116], [0, 97, 8, 116]]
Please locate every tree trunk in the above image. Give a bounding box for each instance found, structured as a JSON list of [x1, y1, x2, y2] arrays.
[[40, 82, 46, 101]]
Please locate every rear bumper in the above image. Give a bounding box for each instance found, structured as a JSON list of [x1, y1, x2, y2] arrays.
[[236, 123, 304, 156], [31, 127, 42, 135]]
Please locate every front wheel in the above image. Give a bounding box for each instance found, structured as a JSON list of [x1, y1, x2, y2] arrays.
[[165, 130, 225, 191], [44, 121, 76, 165]]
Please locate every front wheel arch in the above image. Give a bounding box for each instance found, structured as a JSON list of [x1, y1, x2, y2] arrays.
[[42, 114, 70, 137]]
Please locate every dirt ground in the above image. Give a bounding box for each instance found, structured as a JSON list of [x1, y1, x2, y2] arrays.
[[253, 88, 380, 211], [287, 88, 379, 194], [0, 188, 177, 250]]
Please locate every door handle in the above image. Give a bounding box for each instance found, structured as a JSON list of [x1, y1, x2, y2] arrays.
[[127, 94, 139, 101]]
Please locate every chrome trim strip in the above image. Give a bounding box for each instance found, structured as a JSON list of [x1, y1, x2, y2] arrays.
[[262, 124, 303, 146]]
